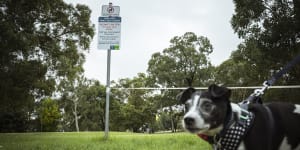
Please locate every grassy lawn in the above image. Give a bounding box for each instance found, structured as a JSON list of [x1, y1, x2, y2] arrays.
[[0, 132, 211, 150]]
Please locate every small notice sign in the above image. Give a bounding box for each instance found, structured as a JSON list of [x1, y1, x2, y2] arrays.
[[98, 17, 121, 50], [101, 5, 120, 17]]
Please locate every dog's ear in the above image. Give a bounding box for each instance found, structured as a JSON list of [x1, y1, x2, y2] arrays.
[[208, 84, 231, 99], [177, 87, 196, 104]]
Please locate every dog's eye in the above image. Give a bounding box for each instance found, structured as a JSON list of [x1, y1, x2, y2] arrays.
[[202, 102, 214, 112], [184, 104, 189, 112]]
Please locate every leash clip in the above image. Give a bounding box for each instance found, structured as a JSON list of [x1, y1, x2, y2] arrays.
[[253, 81, 269, 97], [239, 81, 268, 109]]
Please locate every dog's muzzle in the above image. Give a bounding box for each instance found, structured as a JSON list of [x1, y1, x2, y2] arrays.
[[184, 117, 195, 126]]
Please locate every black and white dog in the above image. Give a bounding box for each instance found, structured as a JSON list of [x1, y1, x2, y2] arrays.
[[178, 84, 300, 150]]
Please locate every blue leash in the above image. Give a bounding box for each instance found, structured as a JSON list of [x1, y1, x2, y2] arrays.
[[239, 53, 300, 150], [267, 54, 300, 86], [240, 53, 300, 108]]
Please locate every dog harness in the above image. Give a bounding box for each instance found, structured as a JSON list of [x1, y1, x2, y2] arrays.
[[198, 109, 254, 150]]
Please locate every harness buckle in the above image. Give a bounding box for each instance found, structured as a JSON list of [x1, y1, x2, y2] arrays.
[[237, 109, 250, 126], [240, 109, 249, 121]]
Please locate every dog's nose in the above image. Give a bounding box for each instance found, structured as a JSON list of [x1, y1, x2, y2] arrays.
[[184, 117, 195, 126]]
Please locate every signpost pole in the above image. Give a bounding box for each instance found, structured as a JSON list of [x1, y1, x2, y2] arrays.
[[99, 2, 120, 140], [104, 49, 111, 140]]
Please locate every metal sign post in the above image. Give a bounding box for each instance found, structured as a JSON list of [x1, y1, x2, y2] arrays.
[[98, 2, 121, 140], [104, 49, 111, 139]]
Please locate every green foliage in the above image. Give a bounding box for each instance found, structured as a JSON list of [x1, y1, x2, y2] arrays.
[[60, 77, 107, 132], [111, 73, 156, 132], [37, 98, 62, 132], [156, 112, 173, 131], [147, 32, 214, 87], [215, 39, 265, 86], [216, 0, 300, 102], [231, 0, 300, 80], [146, 32, 215, 132], [78, 81, 106, 131], [0, 0, 94, 132]]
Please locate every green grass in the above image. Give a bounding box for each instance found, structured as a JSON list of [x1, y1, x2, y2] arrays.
[[0, 132, 211, 150]]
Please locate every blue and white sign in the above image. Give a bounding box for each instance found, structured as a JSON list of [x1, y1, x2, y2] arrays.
[[98, 16, 121, 50]]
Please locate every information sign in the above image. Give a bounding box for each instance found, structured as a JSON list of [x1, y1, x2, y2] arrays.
[[98, 17, 121, 50]]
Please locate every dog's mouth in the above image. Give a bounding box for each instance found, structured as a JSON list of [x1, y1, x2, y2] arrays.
[[185, 126, 209, 134], [186, 127, 201, 133]]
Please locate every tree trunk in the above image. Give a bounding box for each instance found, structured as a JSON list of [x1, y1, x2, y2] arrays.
[[171, 116, 175, 132], [73, 101, 79, 132], [169, 106, 175, 132]]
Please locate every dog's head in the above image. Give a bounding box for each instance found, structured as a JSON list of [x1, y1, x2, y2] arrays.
[[177, 84, 231, 135]]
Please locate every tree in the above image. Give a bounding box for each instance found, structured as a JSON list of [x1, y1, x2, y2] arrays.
[[78, 80, 106, 131], [60, 76, 88, 132], [0, 0, 94, 132], [60, 77, 82, 132], [146, 32, 214, 132], [112, 73, 156, 132], [231, 0, 300, 85], [147, 32, 214, 87], [216, 0, 300, 102], [37, 98, 62, 132], [215, 39, 264, 86], [60, 77, 110, 132]]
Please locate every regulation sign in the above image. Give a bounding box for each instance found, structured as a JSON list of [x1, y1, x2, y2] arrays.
[[101, 5, 120, 17], [98, 17, 121, 50]]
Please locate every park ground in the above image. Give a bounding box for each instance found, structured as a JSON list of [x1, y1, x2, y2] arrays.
[[0, 132, 211, 150]]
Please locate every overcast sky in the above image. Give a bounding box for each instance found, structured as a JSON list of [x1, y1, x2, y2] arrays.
[[64, 0, 241, 84]]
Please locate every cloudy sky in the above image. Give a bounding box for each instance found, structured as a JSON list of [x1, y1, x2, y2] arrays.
[[65, 0, 241, 84]]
